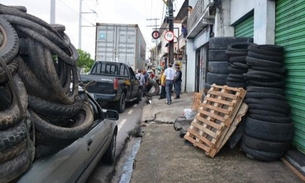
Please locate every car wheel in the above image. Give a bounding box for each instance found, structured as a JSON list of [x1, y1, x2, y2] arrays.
[[102, 134, 116, 164], [115, 93, 126, 113]]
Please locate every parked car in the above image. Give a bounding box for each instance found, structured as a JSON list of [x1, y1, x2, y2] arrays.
[[80, 61, 141, 113], [17, 89, 119, 183]]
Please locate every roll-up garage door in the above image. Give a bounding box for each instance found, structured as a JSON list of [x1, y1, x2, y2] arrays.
[[234, 15, 254, 38], [275, 0, 305, 154]]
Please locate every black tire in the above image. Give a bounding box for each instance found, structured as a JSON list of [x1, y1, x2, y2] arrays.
[[208, 50, 229, 61], [246, 56, 283, 68], [179, 129, 187, 138], [0, 148, 32, 183], [35, 144, 67, 159], [208, 61, 229, 74], [115, 93, 126, 113], [247, 80, 285, 88], [30, 102, 94, 139], [246, 86, 285, 95], [229, 56, 247, 63], [247, 109, 287, 117], [244, 116, 294, 142], [226, 81, 246, 88], [227, 66, 247, 74], [246, 92, 286, 100], [0, 58, 18, 83], [0, 139, 27, 163], [102, 133, 116, 164], [248, 44, 283, 57], [28, 95, 83, 118], [231, 62, 248, 69], [247, 103, 289, 115], [249, 66, 287, 74], [145, 79, 160, 97], [0, 119, 30, 151], [241, 142, 284, 162], [209, 37, 253, 50], [225, 50, 248, 56], [248, 113, 291, 123], [227, 42, 253, 52], [242, 134, 291, 153], [0, 17, 19, 64], [248, 51, 283, 62], [206, 72, 227, 85], [245, 70, 284, 80], [35, 130, 75, 146], [0, 74, 28, 130]]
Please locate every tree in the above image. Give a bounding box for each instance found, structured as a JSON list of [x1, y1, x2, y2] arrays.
[[77, 49, 94, 73]]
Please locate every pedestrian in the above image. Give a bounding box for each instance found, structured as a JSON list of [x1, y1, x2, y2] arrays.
[[159, 68, 166, 99], [135, 69, 145, 100], [174, 66, 182, 99], [164, 63, 175, 105], [142, 70, 149, 97]]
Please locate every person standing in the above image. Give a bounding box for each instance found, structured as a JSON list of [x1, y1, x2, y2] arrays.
[[142, 70, 149, 97], [164, 63, 175, 105], [174, 66, 182, 99], [135, 69, 145, 100], [159, 68, 166, 99]]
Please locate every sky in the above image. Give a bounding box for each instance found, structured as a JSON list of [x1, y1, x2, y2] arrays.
[[1, 0, 183, 59]]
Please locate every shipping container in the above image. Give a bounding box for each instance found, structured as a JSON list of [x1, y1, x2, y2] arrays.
[[95, 23, 146, 71]]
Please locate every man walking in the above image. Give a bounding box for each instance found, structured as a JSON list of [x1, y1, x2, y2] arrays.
[[164, 63, 175, 105], [174, 66, 182, 99], [135, 69, 145, 101]]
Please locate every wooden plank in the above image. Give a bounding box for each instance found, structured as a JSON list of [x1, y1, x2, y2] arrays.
[[195, 115, 224, 130], [281, 157, 305, 182], [205, 97, 233, 106], [211, 84, 245, 92], [191, 121, 218, 138], [198, 109, 226, 122], [208, 90, 238, 100], [187, 128, 213, 147], [200, 103, 231, 114], [223, 96, 246, 126]]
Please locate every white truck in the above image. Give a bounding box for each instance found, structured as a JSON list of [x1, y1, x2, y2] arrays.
[[95, 23, 147, 71]]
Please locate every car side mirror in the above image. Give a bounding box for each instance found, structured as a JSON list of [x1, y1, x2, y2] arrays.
[[105, 109, 119, 120]]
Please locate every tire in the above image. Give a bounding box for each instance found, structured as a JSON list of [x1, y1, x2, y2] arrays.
[[247, 103, 289, 115], [208, 61, 229, 74], [208, 50, 229, 61], [227, 66, 247, 74], [246, 56, 283, 68], [248, 113, 291, 123], [247, 80, 285, 88], [249, 66, 287, 74], [227, 42, 253, 52], [247, 108, 287, 117], [248, 51, 283, 62], [0, 148, 32, 183], [245, 70, 283, 80], [248, 44, 283, 57], [246, 92, 286, 100], [206, 72, 228, 85], [35, 144, 67, 159], [102, 134, 116, 164], [246, 86, 285, 95], [241, 142, 284, 162], [0, 58, 18, 83], [244, 116, 294, 142], [30, 102, 94, 139], [145, 79, 160, 97], [0, 17, 19, 64], [229, 56, 247, 63], [115, 93, 126, 113], [0, 139, 27, 163], [209, 37, 253, 50]]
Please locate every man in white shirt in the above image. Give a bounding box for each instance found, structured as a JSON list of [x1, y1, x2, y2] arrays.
[[163, 63, 175, 105]]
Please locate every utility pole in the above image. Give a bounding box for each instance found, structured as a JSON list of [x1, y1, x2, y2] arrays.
[[168, 0, 174, 64], [50, 0, 55, 24]]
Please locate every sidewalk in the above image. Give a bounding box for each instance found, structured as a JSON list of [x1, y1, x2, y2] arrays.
[[131, 92, 302, 183]]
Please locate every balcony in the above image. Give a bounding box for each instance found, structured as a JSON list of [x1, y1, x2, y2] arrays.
[[187, 0, 215, 38]]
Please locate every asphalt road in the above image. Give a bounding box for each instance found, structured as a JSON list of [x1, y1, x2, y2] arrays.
[[86, 100, 144, 183]]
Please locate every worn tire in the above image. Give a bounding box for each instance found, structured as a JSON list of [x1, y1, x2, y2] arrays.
[[102, 133, 117, 164], [209, 37, 253, 50], [208, 61, 229, 74], [145, 79, 160, 97], [206, 72, 227, 85], [208, 50, 229, 61], [115, 93, 126, 113]]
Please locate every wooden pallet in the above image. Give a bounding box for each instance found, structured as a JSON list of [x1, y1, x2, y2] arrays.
[[184, 84, 247, 157]]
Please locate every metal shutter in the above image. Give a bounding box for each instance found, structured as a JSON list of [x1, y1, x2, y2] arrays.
[[275, 0, 305, 154], [234, 16, 254, 37]]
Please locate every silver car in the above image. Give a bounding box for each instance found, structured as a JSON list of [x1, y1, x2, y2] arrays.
[[17, 91, 119, 183]]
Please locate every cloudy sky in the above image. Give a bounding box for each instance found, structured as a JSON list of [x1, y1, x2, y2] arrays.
[[1, 0, 183, 59]]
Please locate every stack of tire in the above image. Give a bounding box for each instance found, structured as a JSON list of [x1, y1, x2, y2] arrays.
[[207, 37, 253, 91], [241, 44, 294, 161], [225, 43, 253, 89], [0, 4, 94, 182]]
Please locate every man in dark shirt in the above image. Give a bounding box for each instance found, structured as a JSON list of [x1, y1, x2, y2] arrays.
[[174, 66, 182, 99]]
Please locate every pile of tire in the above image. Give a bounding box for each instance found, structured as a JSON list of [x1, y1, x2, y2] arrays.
[[225, 42, 253, 89], [206, 37, 253, 90], [0, 4, 94, 182], [241, 44, 294, 161]]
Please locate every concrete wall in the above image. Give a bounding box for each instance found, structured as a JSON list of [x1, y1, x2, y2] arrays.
[[230, 0, 276, 44], [186, 39, 196, 92]]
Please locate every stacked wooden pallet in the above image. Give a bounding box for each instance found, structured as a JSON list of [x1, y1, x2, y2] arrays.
[[184, 84, 248, 157]]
